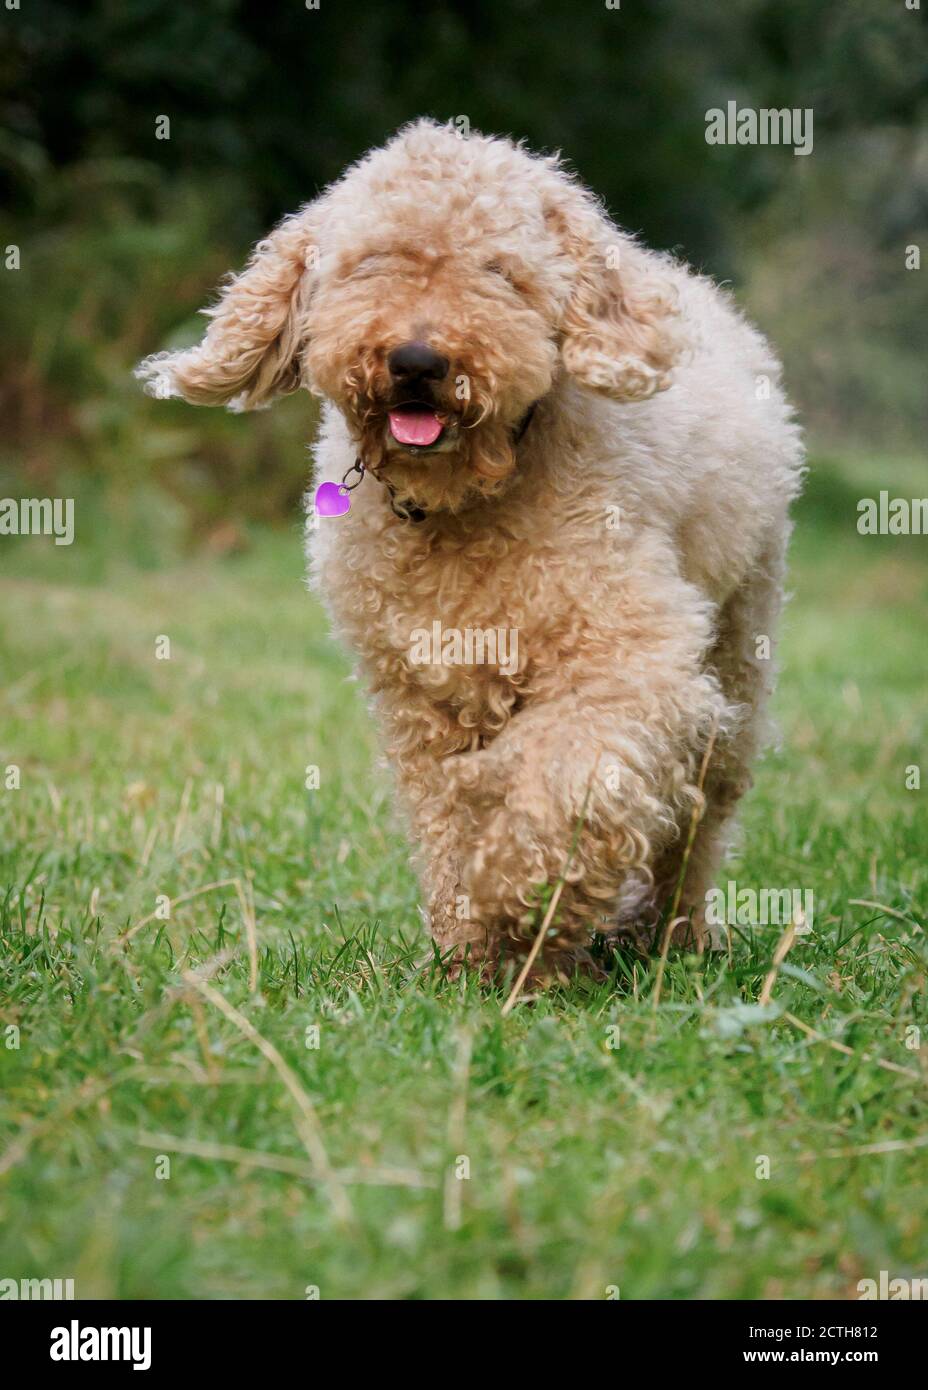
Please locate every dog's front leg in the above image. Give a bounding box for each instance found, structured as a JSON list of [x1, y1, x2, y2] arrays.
[[375, 700, 499, 969], [440, 595, 730, 975]]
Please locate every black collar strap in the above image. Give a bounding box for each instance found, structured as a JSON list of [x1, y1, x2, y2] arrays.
[[386, 401, 538, 524], [385, 485, 428, 524], [512, 400, 537, 445]]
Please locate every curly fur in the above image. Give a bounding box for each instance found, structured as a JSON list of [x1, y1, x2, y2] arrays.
[[138, 119, 804, 980]]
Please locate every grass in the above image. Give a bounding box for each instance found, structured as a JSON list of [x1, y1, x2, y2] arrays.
[[1, 451, 926, 1300]]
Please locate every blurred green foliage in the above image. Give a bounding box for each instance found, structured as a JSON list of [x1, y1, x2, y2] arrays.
[[1, 0, 925, 540]]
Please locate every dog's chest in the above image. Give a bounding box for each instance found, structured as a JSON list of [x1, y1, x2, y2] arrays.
[[330, 522, 563, 730]]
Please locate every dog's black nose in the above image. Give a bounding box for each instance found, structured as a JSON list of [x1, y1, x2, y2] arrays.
[[388, 341, 449, 384]]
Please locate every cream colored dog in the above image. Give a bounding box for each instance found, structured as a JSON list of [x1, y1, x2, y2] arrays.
[[138, 119, 804, 978]]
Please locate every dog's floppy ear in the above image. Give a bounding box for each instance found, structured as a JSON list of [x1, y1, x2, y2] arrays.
[[136, 207, 319, 410], [546, 185, 684, 402]]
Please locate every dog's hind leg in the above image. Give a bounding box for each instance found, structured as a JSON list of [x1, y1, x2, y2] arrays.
[[647, 530, 790, 948]]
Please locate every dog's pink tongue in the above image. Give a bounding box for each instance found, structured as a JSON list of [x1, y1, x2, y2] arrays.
[[388, 406, 443, 447]]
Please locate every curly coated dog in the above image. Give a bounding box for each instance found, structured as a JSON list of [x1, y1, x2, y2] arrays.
[[138, 119, 804, 980]]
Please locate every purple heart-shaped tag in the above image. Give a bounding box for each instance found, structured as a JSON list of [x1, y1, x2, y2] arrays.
[[314, 481, 351, 518]]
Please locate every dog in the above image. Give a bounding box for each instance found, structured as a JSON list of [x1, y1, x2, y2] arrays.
[[138, 119, 804, 979]]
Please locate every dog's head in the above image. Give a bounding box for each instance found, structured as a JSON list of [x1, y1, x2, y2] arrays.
[[137, 120, 684, 512]]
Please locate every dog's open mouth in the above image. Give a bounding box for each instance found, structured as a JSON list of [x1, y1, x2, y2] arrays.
[[387, 403, 446, 450]]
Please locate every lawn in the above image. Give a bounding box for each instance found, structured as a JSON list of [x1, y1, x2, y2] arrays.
[[1, 451, 926, 1300]]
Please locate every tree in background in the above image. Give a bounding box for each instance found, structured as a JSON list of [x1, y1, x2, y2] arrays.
[[1, 0, 925, 530]]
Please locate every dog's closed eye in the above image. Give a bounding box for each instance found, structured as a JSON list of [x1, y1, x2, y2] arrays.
[[346, 254, 387, 279]]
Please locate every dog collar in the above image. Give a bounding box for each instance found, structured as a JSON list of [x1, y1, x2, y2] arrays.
[[512, 401, 537, 446], [313, 401, 538, 524]]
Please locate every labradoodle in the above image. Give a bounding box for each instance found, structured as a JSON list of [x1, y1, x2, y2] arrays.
[[138, 119, 804, 979]]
